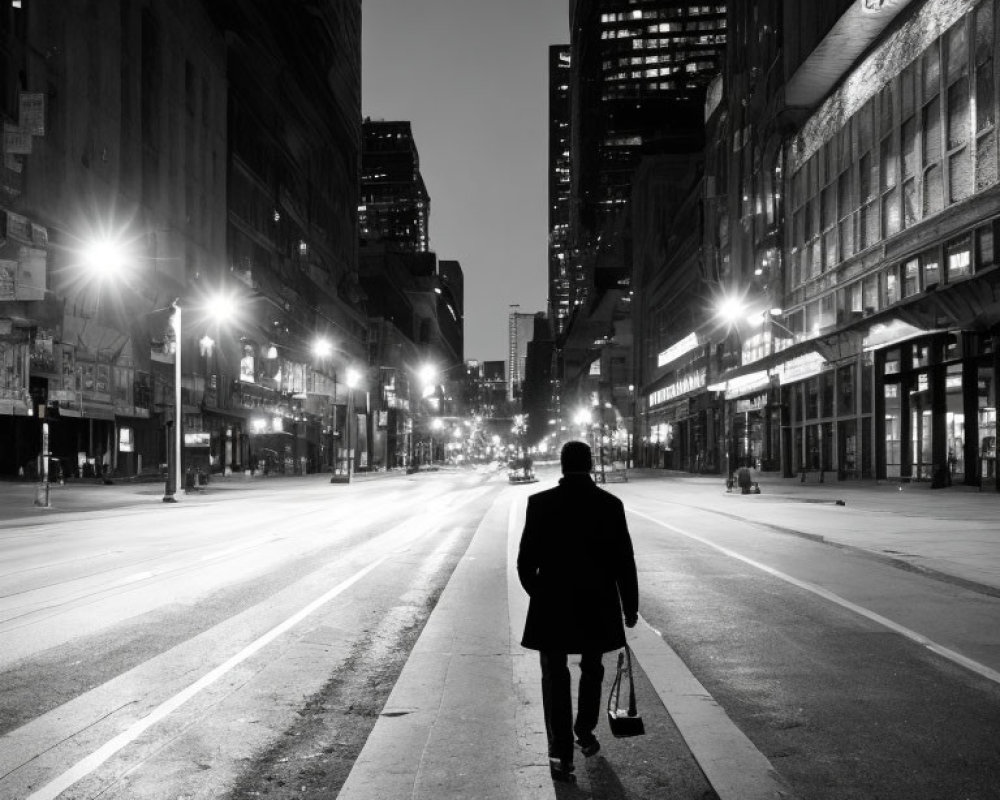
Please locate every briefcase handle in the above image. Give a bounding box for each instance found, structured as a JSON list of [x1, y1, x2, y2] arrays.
[[608, 644, 638, 717]]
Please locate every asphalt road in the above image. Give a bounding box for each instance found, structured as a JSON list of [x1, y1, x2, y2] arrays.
[[617, 479, 1000, 800], [1, 468, 998, 799]]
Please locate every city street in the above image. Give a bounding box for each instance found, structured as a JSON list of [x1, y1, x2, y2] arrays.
[[1, 469, 999, 799]]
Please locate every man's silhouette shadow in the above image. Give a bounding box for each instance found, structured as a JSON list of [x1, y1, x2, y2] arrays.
[[552, 755, 629, 799]]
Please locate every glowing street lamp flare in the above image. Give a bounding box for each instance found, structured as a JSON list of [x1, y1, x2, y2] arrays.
[[418, 364, 437, 387], [313, 338, 333, 358], [82, 238, 127, 280], [205, 291, 238, 324], [716, 295, 747, 323]]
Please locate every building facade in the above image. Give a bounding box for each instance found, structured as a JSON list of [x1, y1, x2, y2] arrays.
[[548, 45, 573, 335], [508, 309, 543, 400], [1, 0, 364, 481], [556, 1, 726, 468], [633, 0, 1000, 491], [360, 119, 430, 254]]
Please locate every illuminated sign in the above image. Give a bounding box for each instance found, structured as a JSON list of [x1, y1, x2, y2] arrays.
[[723, 370, 771, 399], [119, 427, 134, 453], [657, 332, 700, 367], [184, 432, 210, 447], [648, 368, 706, 407], [775, 352, 827, 384]]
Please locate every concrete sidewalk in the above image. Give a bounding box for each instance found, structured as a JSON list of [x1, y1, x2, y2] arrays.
[[337, 488, 792, 800], [627, 469, 1000, 595]]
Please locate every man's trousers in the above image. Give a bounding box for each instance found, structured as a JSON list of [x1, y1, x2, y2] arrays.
[[539, 651, 604, 760]]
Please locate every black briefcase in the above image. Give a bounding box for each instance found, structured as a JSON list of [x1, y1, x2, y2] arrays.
[[607, 644, 645, 737]]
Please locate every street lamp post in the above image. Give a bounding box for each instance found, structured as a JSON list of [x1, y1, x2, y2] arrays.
[[162, 300, 183, 502], [78, 236, 240, 501], [345, 367, 360, 481], [34, 421, 51, 508], [430, 417, 444, 466]]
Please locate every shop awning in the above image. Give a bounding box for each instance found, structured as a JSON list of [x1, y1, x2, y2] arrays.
[[785, 0, 913, 108]]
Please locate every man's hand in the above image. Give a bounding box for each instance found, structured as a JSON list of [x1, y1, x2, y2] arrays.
[[625, 614, 638, 628]]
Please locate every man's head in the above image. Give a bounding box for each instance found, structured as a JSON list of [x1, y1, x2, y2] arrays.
[[560, 441, 593, 474]]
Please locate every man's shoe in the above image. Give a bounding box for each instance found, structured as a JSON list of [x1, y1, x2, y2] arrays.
[[548, 757, 576, 782], [576, 734, 600, 757]]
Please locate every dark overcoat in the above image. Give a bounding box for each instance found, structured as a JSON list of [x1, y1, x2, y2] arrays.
[[517, 474, 639, 654]]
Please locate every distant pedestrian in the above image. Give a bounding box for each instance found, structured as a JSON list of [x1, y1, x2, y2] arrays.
[[517, 440, 639, 782]]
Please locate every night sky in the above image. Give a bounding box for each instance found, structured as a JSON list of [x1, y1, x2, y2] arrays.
[[361, 0, 569, 363]]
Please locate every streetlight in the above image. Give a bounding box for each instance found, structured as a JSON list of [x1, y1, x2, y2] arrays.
[[77, 236, 183, 501], [419, 363, 438, 392], [163, 300, 182, 502], [430, 417, 444, 466], [313, 337, 333, 360], [80, 235, 240, 501], [312, 338, 345, 480], [345, 367, 360, 481]]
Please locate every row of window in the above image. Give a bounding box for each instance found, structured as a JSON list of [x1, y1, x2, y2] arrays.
[[789, 3, 997, 289], [600, 5, 723, 24], [601, 30, 726, 47], [788, 364, 875, 422], [783, 221, 994, 339], [603, 50, 714, 68], [602, 83, 702, 98], [604, 62, 717, 80]]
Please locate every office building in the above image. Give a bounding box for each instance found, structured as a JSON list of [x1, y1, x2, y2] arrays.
[[360, 120, 430, 253], [548, 45, 574, 335]]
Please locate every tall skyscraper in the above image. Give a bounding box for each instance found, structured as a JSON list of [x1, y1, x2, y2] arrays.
[[548, 45, 573, 336], [359, 120, 430, 252], [508, 308, 545, 400], [569, 1, 726, 280]]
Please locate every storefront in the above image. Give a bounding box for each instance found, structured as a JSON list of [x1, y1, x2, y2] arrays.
[[643, 360, 709, 471], [783, 355, 874, 480], [718, 383, 777, 476], [874, 331, 999, 487]]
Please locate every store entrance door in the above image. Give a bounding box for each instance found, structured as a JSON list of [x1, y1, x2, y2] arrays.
[[910, 388, 932, 481]]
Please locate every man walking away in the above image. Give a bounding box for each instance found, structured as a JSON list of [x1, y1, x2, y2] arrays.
[[516, 441, 639, 781]]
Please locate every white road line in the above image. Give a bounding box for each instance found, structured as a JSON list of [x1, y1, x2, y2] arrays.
[[628, 616, 794, 800], [628, 507, 1000, 686], [25, 554, 391, 800]]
